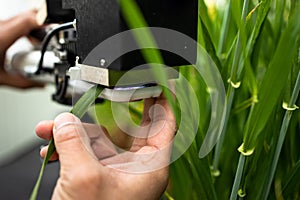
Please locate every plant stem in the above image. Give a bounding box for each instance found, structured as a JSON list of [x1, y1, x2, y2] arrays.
[[227, 1, 252, 198], [262, 71, 300, 199], [212, 86, 235, 171], [230, 154, 246, 200], [212, 0, 249, 172]]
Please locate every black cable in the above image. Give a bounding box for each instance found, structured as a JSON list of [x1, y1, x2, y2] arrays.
[[35, 21, 75, 75]]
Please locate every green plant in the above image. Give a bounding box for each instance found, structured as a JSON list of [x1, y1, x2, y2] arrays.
[[32, 0, 300, 199], [89, 0, 300, 199], [166, 0, 300, 199], [120, 0, 300, 199]]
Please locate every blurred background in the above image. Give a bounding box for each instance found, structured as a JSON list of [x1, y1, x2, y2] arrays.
[[0, 0, 69, 198]]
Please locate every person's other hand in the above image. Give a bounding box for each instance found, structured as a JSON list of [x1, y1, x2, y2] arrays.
[[0, 9, 43, 88], [36, 95, 176, 200]]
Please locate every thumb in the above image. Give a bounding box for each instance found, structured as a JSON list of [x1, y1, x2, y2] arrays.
[[53, 113, 98, 166]]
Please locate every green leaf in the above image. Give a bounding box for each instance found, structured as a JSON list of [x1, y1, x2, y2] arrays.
[[247, 0, 272, 55], [218, 1, 232, 56], [30, 85, 103, 200], [70, 85, 104, 119], [199, 18, 223, 71], [29, 139, 55, 200], [282, 159, 300, 197], [243, 2, 300, 151], [119, 0, 179, 124]]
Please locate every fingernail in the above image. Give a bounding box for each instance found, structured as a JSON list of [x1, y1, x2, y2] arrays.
[[53, 113, 80, 132]]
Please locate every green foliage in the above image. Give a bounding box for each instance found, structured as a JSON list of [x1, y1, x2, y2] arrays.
[[117, 0, 300, 199], [34, 0, 300, 199], [165, 0, 300, 199]]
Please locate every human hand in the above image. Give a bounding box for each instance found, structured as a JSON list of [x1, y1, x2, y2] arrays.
[[36, 96, 176, 200], [0, 9, 43, 88]]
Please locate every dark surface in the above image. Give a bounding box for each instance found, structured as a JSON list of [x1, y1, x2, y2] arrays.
[[45, 0, 75, 23], [0, 143, 59, 200]]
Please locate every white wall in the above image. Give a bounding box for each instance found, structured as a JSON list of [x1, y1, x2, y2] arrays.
[[0, 0, 70, 164]]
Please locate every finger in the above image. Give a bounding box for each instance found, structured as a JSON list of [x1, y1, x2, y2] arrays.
[[82, 123, 110, 139], [152, 93, 176, 124], [82, 123, 118, 160], [146, 95, 176, 149], [53, 113, 105, 169], [40, 145, 59, 161], [131, 95, 176, 151], [0, 73, 44, 89], [35, 120, 54, 140], [0, 9, 39, 51], [141, 98, 156, 126], [130, 98, 155, 152], [36, 120, 58, 161], [101, 145, 171, 173]]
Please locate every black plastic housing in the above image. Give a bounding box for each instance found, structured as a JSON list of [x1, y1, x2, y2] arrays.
[[45, 0, 75, 23], [45, 0, 198, 87], [58, 0, 198, 69]]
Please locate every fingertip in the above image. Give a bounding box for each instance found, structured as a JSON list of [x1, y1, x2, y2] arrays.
[[40, 146, 59, 161], [54, 112, 77, 121], [54, 112, 80, 131], [40, 145, 47, 158], [35, 120, 52, 131], [35, 120, 54, 140]]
